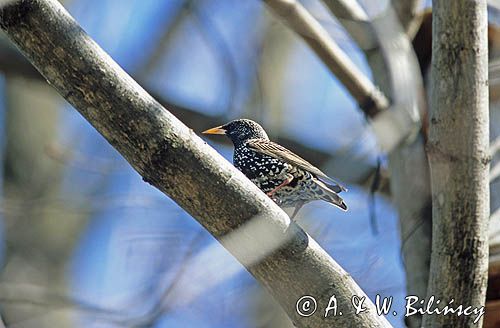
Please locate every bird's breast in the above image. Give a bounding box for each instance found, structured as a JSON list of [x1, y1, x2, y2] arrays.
[[233, 146, 285, 179], [233, 146, 320, 207]]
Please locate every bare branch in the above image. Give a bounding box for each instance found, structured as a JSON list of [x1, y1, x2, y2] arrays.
[[391, 0, 423, 37], [0, 34, 40, 79], [262, 0, 389, 117], [0, 1, 391, 327], [0, 38, 388, 193], [424, 1, 490, 327], [320, 0, 376, 51], [321, 3, 431, 327], [135, 0, 192, 78], [0, 283, 125, 322]]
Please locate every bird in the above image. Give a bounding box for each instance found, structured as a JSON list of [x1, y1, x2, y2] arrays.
[[203, 119, 347, 219]]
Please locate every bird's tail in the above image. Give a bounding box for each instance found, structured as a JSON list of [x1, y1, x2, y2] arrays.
[[315, 179, 348, 211]]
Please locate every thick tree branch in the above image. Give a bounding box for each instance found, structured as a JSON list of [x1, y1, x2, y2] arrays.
[[0, 38, 388, 193], [0, 0, 391, 327], [0, 34, 40, 78], [424, 0, 490, 327], [262, 0, 389, 117]]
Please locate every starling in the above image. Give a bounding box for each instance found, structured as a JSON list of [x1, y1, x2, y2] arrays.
[[203, 119, 347, 219]]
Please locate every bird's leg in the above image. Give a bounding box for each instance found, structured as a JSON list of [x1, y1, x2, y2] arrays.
[[266, 174, 294, 197], [290, 201, 305, 220]]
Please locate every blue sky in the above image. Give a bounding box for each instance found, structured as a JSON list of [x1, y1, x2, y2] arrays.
[[0, 1, 413, 327]]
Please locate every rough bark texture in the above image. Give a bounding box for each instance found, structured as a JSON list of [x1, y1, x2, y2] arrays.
[[0, 39, 389, 193], [423, 1, 490, 327], [0, 0, 392, 327]]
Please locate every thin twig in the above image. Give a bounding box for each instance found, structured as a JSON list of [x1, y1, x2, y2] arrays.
[[135, 0, 192, 78], [190, 4, 238, 115], [321, 0, 376, 50]]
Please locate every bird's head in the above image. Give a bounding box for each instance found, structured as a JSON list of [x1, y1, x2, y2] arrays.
[[203, 119, 269, 146]]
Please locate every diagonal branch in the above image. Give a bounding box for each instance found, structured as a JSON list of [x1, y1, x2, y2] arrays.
[[262, 0, 389, 117], [320, 0, 376, 51], [135, 0, 192, 79], [0, 0, 391, 327], [0, 37, 388, 193], [391, 0, 423, 37]]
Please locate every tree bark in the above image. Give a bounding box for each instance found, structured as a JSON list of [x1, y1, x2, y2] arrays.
[[0, 39, 388, 193], [0, 0, 392, 327], [423, 1, 490, 327]]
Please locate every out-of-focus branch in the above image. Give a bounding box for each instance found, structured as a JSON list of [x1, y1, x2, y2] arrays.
[[136, 0, 191, 78], [262, 0, 389, 117], [322, 0, 423, 41], [321, 2, 431, 327], [0, 34, 40, 79], [492, 137, 500, 157], [138, 0, 239, 114], [0, 72, 83, 326], [492, 161, 500, 184], [0, 37, 389, 193], [491, 134, 500, 186], [320, 0, 375, 51], [390, 0, 423, 37], [190, 4, 238, 115], [0, 1, 392, 327]]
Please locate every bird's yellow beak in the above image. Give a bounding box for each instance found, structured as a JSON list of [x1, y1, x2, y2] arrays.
[[202, 126, 226, 135]]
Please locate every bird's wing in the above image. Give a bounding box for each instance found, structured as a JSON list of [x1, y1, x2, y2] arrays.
[[246, 139, 347, 192]]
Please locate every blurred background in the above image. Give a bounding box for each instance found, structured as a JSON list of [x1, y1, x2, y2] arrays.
[[0, 0, 499, 327]]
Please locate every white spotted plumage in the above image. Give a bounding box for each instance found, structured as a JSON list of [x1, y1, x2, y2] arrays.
[[204, 119, 347, 219]]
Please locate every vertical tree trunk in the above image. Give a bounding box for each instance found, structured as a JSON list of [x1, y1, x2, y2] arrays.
[[424, 1, 490, 327]]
